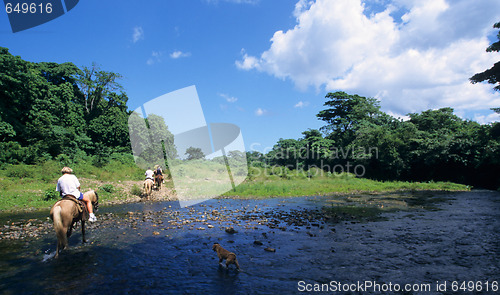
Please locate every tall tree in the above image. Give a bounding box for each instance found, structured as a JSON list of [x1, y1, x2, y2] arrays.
[[185, 147, 205, 160], [316, 91, 382, 145], [0, 47, 133, 164], [470, 22, 500, 91], [76, 62, 123, 115], [128, 112, 177, 168]]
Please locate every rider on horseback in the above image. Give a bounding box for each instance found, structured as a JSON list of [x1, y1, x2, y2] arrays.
[[154, 165, 164, 183], [145, 168, 155, 181], [57, 167, 97, 222]]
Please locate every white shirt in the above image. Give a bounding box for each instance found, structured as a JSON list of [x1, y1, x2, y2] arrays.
[[56, 174, 81, 198], [145, 169, 154, 179]]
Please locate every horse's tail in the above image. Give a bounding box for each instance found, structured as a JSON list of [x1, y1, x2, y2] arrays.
[[53, 205, 67, 253]]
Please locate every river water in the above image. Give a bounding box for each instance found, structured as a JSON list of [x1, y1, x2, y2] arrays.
[[0, 190, 498, 294]]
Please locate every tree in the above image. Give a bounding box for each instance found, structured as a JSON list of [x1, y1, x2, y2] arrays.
[[76, 62, 123, 115], [317, 91, 382, 145], [470, 22, 500, 91], [300, 129, 334, 167], [185, 147, 205, 160], [408, 107, 462, 133], [0, 47, 136, 164], [266, 138, 304, 168], [128, 112, 177, 169]]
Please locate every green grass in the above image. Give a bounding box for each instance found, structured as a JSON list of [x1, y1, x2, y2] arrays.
[[223, 167, 469, 198], [0, 160, 145, 211], [0, 163, 469, 212]]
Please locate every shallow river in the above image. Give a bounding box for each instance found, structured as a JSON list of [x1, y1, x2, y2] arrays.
[[0, 190, 499, 294]]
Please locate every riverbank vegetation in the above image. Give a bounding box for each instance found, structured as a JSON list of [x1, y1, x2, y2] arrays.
[[0, 156, 146, 211], [0, 25, 498, 212], [0, 161, 468, 212], [224, 167, 468, 198]]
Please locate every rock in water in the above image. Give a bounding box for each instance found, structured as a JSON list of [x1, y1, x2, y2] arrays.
[[225, 227, 237, 234]]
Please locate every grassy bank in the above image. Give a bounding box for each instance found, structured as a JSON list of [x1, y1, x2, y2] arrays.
[[0, 160, 147, 212], [0, 163, 469, 212], [223, 167, 469, 198]]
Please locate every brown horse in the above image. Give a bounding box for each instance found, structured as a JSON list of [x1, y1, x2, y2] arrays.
[[49, 190, 99, 258], [144, 178, 154, 196], [154, 173, 163, 190]]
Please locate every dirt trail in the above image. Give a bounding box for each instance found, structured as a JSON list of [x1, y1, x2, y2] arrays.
[[79, 178, 178, 206]]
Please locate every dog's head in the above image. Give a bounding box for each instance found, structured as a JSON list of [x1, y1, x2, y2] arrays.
[[212, 243, 220, 251]]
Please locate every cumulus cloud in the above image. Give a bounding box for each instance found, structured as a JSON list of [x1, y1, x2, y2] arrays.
[[170, 50, 191, 59], [132, 26, 144, 43], [236, 0, 500, 117]]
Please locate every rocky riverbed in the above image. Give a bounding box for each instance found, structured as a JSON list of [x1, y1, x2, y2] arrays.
[[0, 191, 498, 294], [0, 190, 455, 242], [0, 199, 337, 241]]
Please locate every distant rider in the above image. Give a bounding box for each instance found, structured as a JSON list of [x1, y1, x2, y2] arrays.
[[145, 168, 154, 181], [57, 167, 97, 222], [154, 165, 164, 183]]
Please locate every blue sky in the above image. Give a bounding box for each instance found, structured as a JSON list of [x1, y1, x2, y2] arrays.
[[1, 0, 500, 153]]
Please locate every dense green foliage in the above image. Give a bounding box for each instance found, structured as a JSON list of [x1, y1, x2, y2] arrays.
[[0, 47, 131, 165], [251, 92, 499, 189], [128, 111, 176, 170], [1, 43, 498, 196]]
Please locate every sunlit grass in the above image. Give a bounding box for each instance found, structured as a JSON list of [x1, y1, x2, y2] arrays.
[[0, 163, 469, 212], [223, 167, 469, 198], [0, 160, 145, 211]]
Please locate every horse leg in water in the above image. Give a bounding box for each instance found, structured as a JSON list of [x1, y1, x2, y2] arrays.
[[67, 223, 73, 238], [81, 220, 86, 243], [52, 205, 69, 258]]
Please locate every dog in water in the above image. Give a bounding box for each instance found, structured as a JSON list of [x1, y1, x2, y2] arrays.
[[212, 243, 240, 270]]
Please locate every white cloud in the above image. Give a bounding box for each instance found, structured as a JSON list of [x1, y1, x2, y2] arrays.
[[219, 93, 238, 103], [386, 110, 410, 121], [147, 51, 163, 65], [235, 50, 260, 70], [255, 108, 267, 116], [474, 112, 500, 125], [237, 0, 500, 116], [132, 26, 144, 43], [294, 101, 309, 108], [170, 50, 191, 59]]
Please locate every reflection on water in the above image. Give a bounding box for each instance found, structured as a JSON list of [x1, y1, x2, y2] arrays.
[[0, 191, 499, 294]]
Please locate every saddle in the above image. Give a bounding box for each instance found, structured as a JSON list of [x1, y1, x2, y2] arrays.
[[58, 195, 90, 222]]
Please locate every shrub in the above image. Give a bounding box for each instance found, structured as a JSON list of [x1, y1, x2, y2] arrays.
[[130, 184, 142, 196], [99, 184, 115, 193], [43, 188, 60, 201], [5, 165, 33, 178], [109, 153, 136, 165], [55, 154, 72, 166], [235, 168, 247, 177]]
